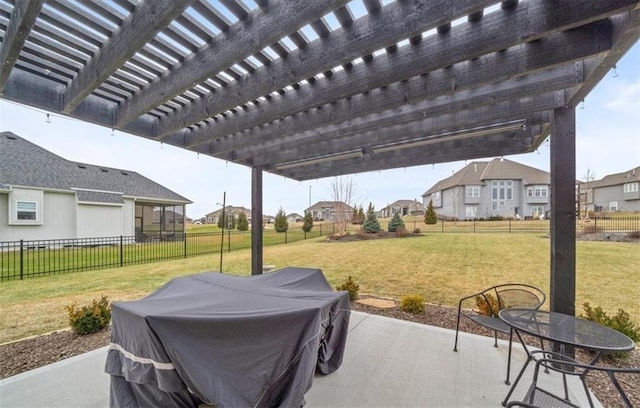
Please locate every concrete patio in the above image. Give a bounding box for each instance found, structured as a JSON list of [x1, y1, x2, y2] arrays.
[[0, 311, 598, 408]]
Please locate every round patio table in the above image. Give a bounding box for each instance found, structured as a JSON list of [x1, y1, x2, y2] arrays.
[[499, 308, 635, 406]]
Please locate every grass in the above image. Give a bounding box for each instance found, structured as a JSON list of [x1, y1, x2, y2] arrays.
[[0, 233, 638, 344]]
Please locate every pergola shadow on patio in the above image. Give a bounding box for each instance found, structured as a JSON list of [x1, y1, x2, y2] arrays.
[[0, 312, 598, 408], [1, 0, 639, 324]]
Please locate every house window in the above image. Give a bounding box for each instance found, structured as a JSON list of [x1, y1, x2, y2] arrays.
[[609, 201, 618, 211], [16, 201, 37, 220], [465, 206, 478, 218], [531, 206, 544, 217], [433, 191, 440, 201], [466, 186, 480, 198], [623, 182, 639, 193], [492, 180, 512, 210], [527, 186, 548, 197]]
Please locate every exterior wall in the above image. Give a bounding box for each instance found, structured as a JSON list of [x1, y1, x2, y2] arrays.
[[122, 199, 135, 236], [593, 184, 640, 212], [77, 203, 124, 238], [1, 190, 76, 241]]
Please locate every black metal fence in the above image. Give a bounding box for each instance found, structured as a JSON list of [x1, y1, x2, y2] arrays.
[[0, 223, 336, 281], [2, 217, 637, 281]]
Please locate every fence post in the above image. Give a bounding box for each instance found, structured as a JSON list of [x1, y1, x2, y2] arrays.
[[228, 230, 231, 252], [20, 239, 24, 280], [441, 220, 444, 232], [474, 219, 476, 233], [509, 219, 512, 233], [285, 230, 288, 244], [120, 235, 124, 267], [183, 232, 187, 258]]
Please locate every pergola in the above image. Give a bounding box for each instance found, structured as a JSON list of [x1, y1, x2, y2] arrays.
[[1, 0, 639, 316]]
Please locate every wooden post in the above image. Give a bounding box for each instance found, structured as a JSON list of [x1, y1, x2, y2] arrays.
[[550, 107, 576, 316], [251, 166, 263, 275]]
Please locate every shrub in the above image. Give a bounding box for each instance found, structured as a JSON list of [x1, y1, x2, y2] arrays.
[[475, 293, 500, 317], [400, 294, 425, 314], [66, 296, 111, 335], [388, 212, 405, 232], [302, 212, 314, 233], [583, 225, 604, 234], [237, 212, 249, 231], [424, 199, 437, 224], [362, 202, 381, 233], [413, 227, 421, 234], [274, 207, 289, 232], [488, 215, 504, 221], [627, 230, 640, 239], [582, 303, 640, 341], [336, 276, 360, 301], [394, 228, 411, 237]]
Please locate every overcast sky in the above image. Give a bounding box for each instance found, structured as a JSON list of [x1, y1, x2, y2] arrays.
[[1, 43, 638, 219]]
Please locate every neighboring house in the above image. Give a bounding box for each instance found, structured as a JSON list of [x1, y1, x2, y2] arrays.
[[579, 166, 640, 213], [205, 206, 251, 224], [0, 132, 191, 242], [304, 201, 355, 221], [421, 158, 550, 220], [379, 200, 424, 218], [287, 213, 303, 223]]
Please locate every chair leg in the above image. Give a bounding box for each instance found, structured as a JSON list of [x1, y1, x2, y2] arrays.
[[505, 328, 513, 385], [453, 304, 462, 352], [494, 331, 498, 348]]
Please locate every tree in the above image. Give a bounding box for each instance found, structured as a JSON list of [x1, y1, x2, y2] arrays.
[[425, 199, 437, 225], [351, 205, 364, 224], [237, 212, 249, 231], [388, 212, 405, 232], [274, 207, 288, 232], [302, 212, 314, 233], [217, 210, 225, 229], [363, 202, 381, 233], [330, 176, 357, 234]]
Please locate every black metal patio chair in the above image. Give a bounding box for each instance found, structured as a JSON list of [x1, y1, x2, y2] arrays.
[[511, 350, 640, 408], [453, 283, 546, 384]]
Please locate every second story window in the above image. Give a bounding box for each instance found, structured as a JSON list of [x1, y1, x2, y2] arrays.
[[466, 186, 480, 198], [624, 182, 639, 193], [527, 185, 548, 197]]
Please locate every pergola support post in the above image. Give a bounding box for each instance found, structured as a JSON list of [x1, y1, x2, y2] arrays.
[[549, 106, 576, 316], [251, 166, 264, 275]]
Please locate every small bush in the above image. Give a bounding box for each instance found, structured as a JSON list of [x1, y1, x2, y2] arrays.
[[582, 303, 640, 341], [627, 230, 640, 239], [336, 276, 360, 301], [487, 215, 504, 221], [394, 228, 411, 237], [413, 227, 421, 234], [475, 293, 500, 317], [66, 296, 111, 335], [424, 199, 437, 225], [582, 225, 604, 234], [388, 212, 405, 232], [400, 294, 425, 314]]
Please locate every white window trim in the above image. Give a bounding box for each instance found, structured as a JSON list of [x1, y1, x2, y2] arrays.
[[466, 186, 480, 198], [623, 182, 639, 193], [10, 199, 43, 225], [609, 201, 618, 211]]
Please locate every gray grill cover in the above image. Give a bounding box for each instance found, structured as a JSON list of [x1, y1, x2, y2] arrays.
[[105, 267, 350, 407]]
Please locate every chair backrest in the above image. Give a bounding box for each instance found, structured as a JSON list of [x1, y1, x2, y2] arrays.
[[494, 284, 546, 310]]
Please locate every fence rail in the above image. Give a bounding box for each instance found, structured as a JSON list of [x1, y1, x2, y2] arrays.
[[0, 224, 336, 281], [2, 217, 638, 281]]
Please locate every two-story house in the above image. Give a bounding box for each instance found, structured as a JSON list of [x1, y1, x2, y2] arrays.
[[579, 166, 640, 213], [421, 158, 550, 220]]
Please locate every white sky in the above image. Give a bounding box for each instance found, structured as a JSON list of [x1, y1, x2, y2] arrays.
[[1, 43, 638, 220]]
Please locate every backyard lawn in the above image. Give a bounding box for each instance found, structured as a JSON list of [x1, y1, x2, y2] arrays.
[[0, 233, 638, 344]]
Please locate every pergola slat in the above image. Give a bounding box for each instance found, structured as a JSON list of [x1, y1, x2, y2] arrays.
[[0, 0, 44, 91], [115, 0, 348, 127], [62, 0, 194, 113]]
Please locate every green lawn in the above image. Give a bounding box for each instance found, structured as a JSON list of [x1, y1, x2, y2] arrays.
[[0, 233, 638, 344]]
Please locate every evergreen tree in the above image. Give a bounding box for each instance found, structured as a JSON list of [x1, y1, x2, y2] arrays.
[[302, 212, 314, 233], [362, 202, 381, 233], [217, 209, 225, 229], [274, 207, 289, 232], [357, 206, 365, 224], [388, 212, 405, 232], [425, 199, 438, 225], [237, 212, 249, 231], [230, 214, 237, 229]]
